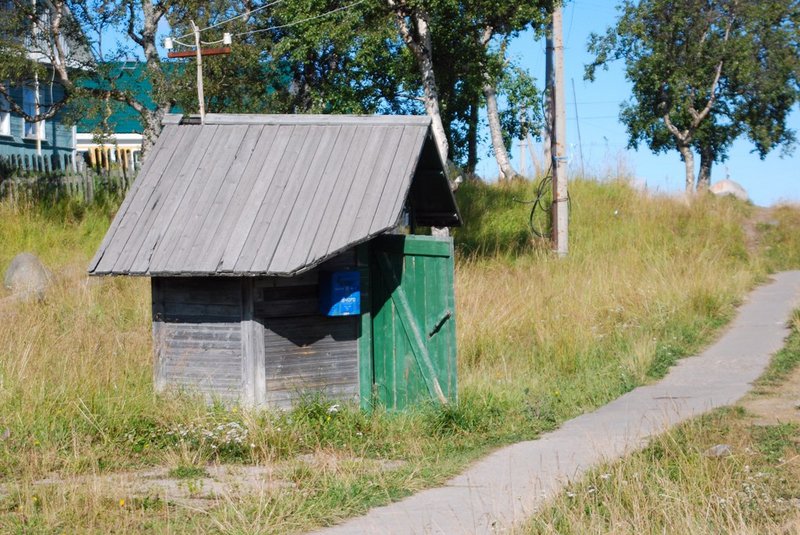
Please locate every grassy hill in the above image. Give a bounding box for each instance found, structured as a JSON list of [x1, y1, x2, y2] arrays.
[[1, 179, 799, 532]]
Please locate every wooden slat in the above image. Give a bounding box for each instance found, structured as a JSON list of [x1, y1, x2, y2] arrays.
[[346, 125, 405, 241], [110, 127, 204, 273], [325, 126, 393, 256], [247, 125, 326, 272], [282, 125, 358, 271], [153, 125, 249, 272], [263, 315, 358, 407], [368, 126, 430, 235], [218, 125, 299, 272], [129, 125, 219, 273], [266, 125, 343, 274], [187, 125, 265, 271], [91, 126, 189, 273], [305, 125, 374, 267]]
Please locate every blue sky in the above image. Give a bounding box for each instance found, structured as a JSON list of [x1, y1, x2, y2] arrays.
[[475, 0, 800, 206]]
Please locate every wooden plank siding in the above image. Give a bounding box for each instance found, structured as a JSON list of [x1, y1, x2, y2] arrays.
[[152, 277, 243, 401], [255, 250, 360, 409], [152, 250, 361, 409]]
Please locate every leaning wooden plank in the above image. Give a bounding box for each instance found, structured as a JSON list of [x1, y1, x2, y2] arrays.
[[186, 125, 264, 272], [217, 125, 297, 272], [247, 126, 326, 272], [148, 125, 241, 272], [266, 125, 344, 274], [324, 126, 393, 257], [368, 126, 429, 235], [377, 251, 448, 405], [346, 125, 406, 241], [233, 125, 317, 273], [286, 125, 381, 272], [197, 125, 278, 273], [91, 126, 189, 273]]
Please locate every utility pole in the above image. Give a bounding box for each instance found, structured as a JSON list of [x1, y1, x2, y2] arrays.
[[166, 27, 232, 124], [550, 6, 568, 257], [191, 21, 205, 124]]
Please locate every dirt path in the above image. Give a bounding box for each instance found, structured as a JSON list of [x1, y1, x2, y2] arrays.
[[741, 365, 800, 427]]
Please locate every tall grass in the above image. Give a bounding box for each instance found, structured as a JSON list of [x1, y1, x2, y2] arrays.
[[529, 407, 800, 534], [529, 317, 800, 534], [0, 179, 798, 532], [455, 179, 759, 417]]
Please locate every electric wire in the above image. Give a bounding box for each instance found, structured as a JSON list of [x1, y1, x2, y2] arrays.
[[513, 165, 553, 239], [235, 0, 366, 37], [174, 0, 287, 40]]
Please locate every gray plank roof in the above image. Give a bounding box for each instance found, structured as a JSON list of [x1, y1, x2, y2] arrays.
[[89, 114, 459, 277]]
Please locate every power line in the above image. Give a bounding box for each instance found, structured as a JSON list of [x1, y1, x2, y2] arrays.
[[174, 0, 287, 40], [235, 0, 366, 38]]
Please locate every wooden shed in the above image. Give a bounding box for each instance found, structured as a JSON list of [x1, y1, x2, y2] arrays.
[[89, 114, 461, 410]]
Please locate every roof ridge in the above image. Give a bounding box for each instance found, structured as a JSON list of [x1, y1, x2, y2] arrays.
[[162, 113, 432, 127]]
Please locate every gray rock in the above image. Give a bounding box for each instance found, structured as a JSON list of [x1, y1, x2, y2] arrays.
[[709, 179, 749, 202], [704, 444, 733, 458], [3, 252, 52, 299]]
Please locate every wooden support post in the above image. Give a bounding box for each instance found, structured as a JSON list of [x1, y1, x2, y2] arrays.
[[241, 278, 266, 407], [152, 278, 167, 392]]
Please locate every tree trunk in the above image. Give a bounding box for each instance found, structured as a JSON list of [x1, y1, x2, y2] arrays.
[[466, 101, 478, 173], [388, 1, 449, 164], [678, 144, 695, 194], [135, 0, 171, 162], [418, 49, 449, 164], [697, 147, 713, 191], [484, 81, 517, 180]]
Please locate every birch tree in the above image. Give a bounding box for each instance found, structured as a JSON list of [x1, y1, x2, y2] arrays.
[[386, 0, 449, 161], [587, 0, 800, 193]]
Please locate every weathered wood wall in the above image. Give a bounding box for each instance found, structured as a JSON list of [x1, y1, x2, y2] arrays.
[[151, 249, 361, 408], [255, 250, 360, 409], [152, 277, 243, 401]]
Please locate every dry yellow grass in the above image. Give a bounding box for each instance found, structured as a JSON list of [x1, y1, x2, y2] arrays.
[[0, 178, 798, 532]]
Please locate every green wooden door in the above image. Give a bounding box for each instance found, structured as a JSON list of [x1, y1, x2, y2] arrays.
[[370, 235, 457, 410]]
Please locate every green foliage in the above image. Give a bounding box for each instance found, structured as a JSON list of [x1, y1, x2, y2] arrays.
[[167, 465, 208, 479], [757, 310, 800, 387], [752, 423, 799, 463], [453, 178, 550, 255], [587, 0, 800, 189]]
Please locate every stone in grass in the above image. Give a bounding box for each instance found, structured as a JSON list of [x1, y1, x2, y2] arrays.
[[704, 444, 733, 458], [3, 252, 52, 300], [709, 179, 749, 202]]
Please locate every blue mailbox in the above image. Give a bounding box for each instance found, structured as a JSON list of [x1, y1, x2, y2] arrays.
[[319, 270, 361, 316]]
